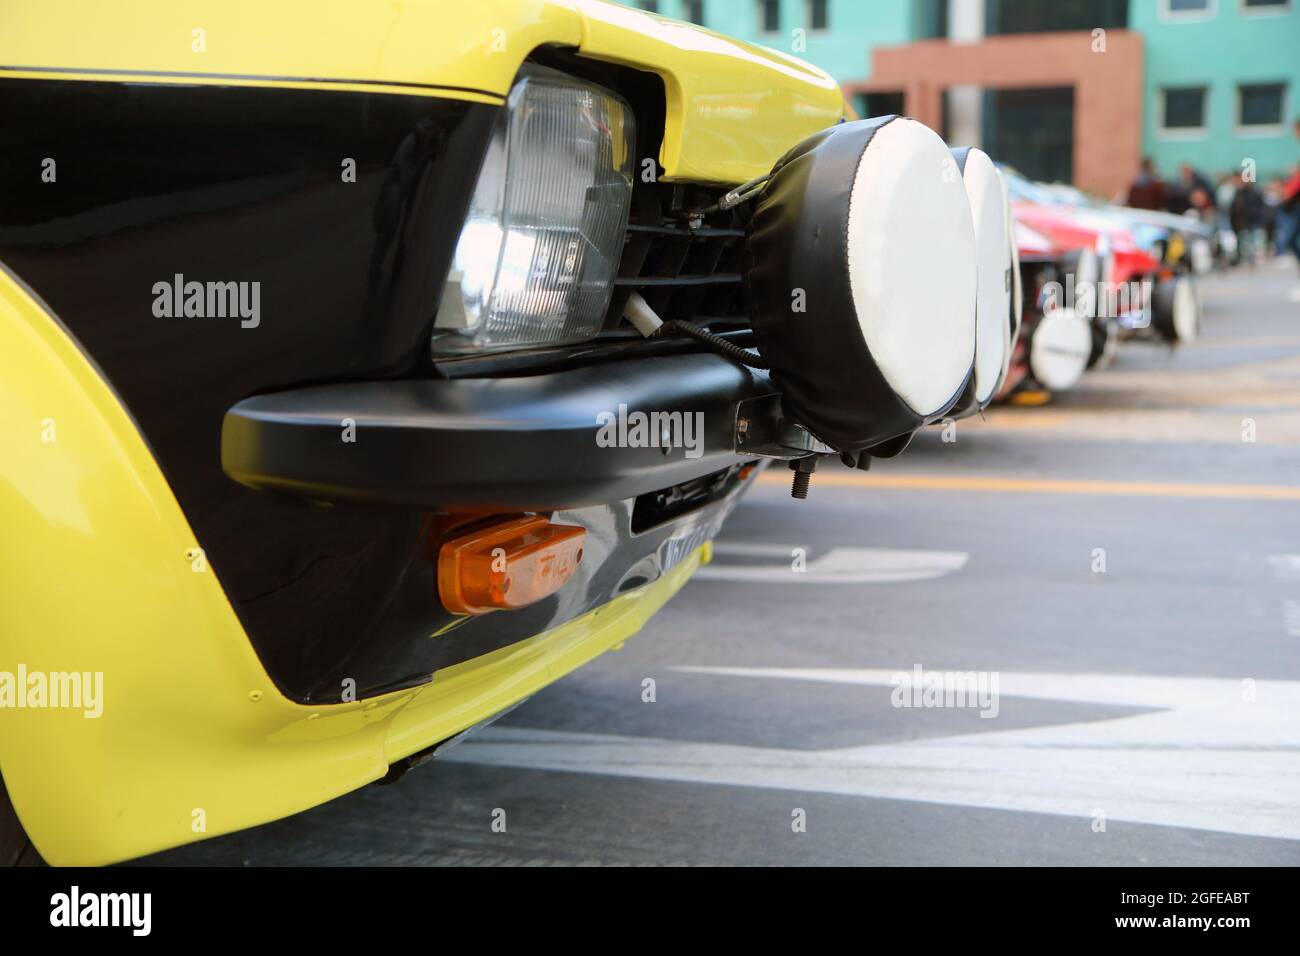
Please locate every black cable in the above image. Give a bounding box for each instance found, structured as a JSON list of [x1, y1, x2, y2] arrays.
[[653, 320, 770, 369]]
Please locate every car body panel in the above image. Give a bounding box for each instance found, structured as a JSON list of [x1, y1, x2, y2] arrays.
[[1013, 202, 1160, 286], [1014, 220, 1057, 263], [1005, 168, 1194, 277], [574, 0, 843, 183], [0, 77, 503, 704], [0, 0, 844, 185]]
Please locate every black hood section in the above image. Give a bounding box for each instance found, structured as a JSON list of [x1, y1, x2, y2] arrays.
[[0, 77, 497, 701]]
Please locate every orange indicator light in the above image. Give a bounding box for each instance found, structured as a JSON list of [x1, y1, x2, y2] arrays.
[[437, 516, 586, 615]]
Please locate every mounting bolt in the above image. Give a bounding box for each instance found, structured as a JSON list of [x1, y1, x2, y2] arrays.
[[789, 456, 817, 500]]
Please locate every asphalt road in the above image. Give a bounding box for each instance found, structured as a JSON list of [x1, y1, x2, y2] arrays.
[[147, 263, 1300, 866]]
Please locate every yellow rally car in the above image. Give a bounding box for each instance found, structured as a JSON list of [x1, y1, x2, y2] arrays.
[[0, 0, 1018, 865]]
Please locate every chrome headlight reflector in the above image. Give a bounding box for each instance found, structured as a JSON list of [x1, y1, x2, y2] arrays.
[[433, 73, 635, 355]]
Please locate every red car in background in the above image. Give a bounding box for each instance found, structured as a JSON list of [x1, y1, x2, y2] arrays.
[[996, 220, 1095, 402], [1005, 170, 1202, 353], [996, 169, 1207, 404]]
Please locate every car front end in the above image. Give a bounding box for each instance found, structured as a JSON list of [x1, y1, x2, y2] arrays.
[[0, 0, 1014, 865]]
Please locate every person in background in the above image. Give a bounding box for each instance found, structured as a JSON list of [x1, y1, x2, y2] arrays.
[[1229, 172, 1265, 268], [1165, 182, 1191, 215], [1215, 172, 1239, 263], [1179, 163, 1217, 221], [1275, 119, 1300, 267], [1261, 176, 1283, 252], [1279, 169, 1300, 266], [1125, 157, 1167, 210]]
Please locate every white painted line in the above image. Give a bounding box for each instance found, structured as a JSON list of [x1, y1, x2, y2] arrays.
[[444, 669, 1300, 841], [707, 542, 807, 556], [695, 544, 969, 584], [1284, 600, 1300, 638], [1268, 554, 1300, 581]]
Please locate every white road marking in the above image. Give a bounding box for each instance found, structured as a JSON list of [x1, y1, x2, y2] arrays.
[[1268, 554, 1300, 581], [694, 543, 969, 584], [1284, 600, 1300, 638], [444, 668, 1300, 841], [1269, 557, 1300, 637]]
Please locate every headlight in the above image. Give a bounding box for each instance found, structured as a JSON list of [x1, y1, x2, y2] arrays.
[[432, 72, 634, 355], [951, 147, 1012, 407], [745, 116, 978, 454]]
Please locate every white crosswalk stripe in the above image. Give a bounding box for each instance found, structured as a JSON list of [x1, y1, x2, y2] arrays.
[[445, 668, 1300, 840], [695, 543, 969, 583]]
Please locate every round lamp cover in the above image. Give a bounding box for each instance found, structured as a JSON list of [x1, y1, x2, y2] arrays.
[[746, 116, 978, 453]]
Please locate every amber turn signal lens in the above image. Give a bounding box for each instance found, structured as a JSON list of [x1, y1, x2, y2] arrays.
[[437, 516, 586, 615]]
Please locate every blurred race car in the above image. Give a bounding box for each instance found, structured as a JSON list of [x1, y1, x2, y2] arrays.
[[1037, 180, 1216, 275], [995, 221, 1094, 402], [1005, 169, 1201, 348]]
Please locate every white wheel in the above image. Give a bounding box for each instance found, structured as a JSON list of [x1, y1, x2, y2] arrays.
[[1029, 307, 1092, 391], [1172, 276, 1199, 343]]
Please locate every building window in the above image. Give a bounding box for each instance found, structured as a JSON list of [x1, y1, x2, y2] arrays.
[[806, 0, 830, 30], [1238, 82, 1286, 130], [1240, 0, 1291, 13], [757, 0, 780, 32], [918, 0, 949, 38], [682, 0, 704, 24], [637, 0, 659, 12], [856, 91, 905, 118], [989, 0, 1129, 35], [1161, 86, 1208, 135], [981, 87, 1077, 185], [1161, 0, 1215, 18]]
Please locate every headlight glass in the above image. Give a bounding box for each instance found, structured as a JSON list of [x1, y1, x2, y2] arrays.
[[432, 73, 634, 355]]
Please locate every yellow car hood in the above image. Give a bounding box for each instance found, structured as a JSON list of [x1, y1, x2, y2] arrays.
[[0, 0, 845, 184]]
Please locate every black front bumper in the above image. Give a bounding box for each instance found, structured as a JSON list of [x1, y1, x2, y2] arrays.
[[223, 353, 775, 511], [215, 351, 774, 701]]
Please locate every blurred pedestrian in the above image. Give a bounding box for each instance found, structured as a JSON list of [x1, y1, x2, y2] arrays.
[[1125, 158, 1167, 210], [1275, 119, 1300, 267], [1179, 163, 1216, 221], [1215, 172, 1239, 263], [1262, 176, 1282, 250], [1279, 168, 1300, 265], [1229, 173, 1265, 267]]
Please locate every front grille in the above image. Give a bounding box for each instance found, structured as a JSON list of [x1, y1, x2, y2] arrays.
[[606, 182, 750, 331]]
